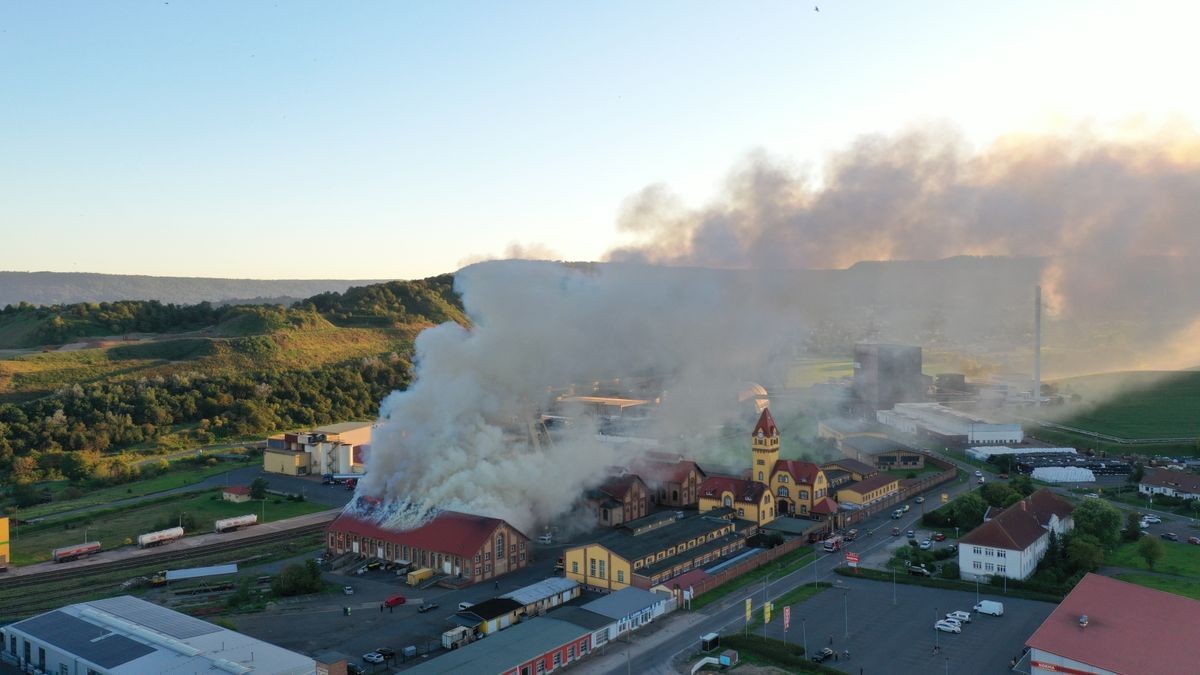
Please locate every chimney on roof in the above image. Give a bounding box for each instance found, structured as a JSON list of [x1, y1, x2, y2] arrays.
[[1078, 614, 1089, 629]]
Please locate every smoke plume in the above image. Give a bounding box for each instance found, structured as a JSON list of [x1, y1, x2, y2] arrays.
[[360, 261, 804, 534]]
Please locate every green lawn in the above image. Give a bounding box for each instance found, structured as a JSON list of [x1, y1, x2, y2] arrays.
[[691, 547, 817, 610], [10, 488, 327, 565], [1113, 573, 1200, 601], [746, 582, 831, 630], [1107, 540, 1200, 577], [12, 459, 257, 519]]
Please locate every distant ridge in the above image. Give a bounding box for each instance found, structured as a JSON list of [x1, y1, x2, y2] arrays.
[[0, 271, 392, 306]]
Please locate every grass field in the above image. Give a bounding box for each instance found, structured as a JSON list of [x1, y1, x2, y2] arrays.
[[691, 547, 817, 610], [1113, 573, 1200, 600], [10, 488, 328, 565], [1036, 371, 1200, 440], [1107, 539, 1200, 577]]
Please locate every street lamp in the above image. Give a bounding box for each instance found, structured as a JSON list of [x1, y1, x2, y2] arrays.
[[945, 656, 950, 675], [843, 591, 849, 639], [802, 618, 808, 659], [934, 606, 939, 651], [892, 565, 897, 605]]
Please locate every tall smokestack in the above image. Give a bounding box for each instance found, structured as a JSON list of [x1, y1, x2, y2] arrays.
[[1034, 285, 1042, 405]]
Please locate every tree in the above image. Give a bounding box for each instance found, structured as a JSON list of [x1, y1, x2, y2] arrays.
[[1137, 536, 1165, 570], [250, 477, 269, 500], [1066, 533, 1104, 572], [1008, 475, 1035, 496], [952, 492, 988, 529], [980, 483, 1022, 508], [1124, 510, 1143, 542], [1127, 462, 1145, 485], [1072, 499, 1123, 551]]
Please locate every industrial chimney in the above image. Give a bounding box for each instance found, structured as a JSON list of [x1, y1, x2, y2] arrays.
[[1033, 285, 1042, 406]]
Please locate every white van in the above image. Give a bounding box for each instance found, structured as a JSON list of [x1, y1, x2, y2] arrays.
[[973, 600, 1004, 616]]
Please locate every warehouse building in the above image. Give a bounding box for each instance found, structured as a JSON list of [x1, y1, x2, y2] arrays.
[[1025, 574, 1200, 675], [403, 616, 593, 675], [1, 595, 313, 675], [839, 435, 926, 470], [835, 473, 901, 508], [564, 511, 753, 592], [326, 510, 530, 585], [501, 577, 581, 617], [580, 586, 672, 636], [263, 421, 373, 476], [450, 598, 525, 635], [585, 473, 650, 527], [630, 453, 707, 507], [877, 402, 1023, 445]]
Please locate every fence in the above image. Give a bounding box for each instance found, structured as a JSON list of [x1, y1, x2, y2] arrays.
[[835, 456, 958, 529], [674, 536, 810, 601]]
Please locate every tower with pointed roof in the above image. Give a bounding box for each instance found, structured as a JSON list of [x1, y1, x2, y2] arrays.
[[751, 408, 780, 486]]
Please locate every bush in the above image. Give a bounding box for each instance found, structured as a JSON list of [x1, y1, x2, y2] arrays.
[[939, 562, 960, 579], [270, 562, 324, 597]]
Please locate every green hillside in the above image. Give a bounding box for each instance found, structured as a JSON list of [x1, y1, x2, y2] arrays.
[[1038, 370, 1200, 440]]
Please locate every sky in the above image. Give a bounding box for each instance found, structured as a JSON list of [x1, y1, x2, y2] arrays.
[[3, 1, 1199, 280]]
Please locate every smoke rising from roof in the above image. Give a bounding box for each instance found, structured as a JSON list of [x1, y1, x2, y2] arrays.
[[360, 261, 803, 534]]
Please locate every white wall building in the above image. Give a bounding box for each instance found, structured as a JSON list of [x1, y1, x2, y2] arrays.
[[877, 402, 1023, 445], [957, 489, 1074, 582], [1, 595, 314, 675], [1139, 468, 1200, 501], [580, 587, 672, 636]]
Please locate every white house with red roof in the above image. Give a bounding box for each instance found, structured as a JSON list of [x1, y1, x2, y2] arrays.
[[1139, 467, 1200, 501], [958, 489, 1074, 582], [221, 485, 252, 503], [1026, 573, 1200, 675], [325, 510, 530, 585]]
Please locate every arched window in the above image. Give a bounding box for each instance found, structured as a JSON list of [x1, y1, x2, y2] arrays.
[[723, 496, 733, 508], [758, 471, 764, 481], [778, 486, 789, 497], [496, 533, 505, 558]]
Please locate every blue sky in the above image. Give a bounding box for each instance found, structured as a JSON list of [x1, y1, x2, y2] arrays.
[[3, 1, 1198, 279]]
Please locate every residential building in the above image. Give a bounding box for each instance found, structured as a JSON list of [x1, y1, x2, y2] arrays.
[[958, 489, 1074, 582], [835, 474, 901, 508], [222, 485, 252, 503], [580, 587, 672, 636], [402, 616, 592, 675], [1139, 467, 1200, 501], [563, 512, 752, 592], [326, 510, 530, 585], [1025, 573, 1200, 675], [839, 435, 926, 470], [698, 476, 775, 525], [852, 343, 925, 411], [263, 420, 373, 476], [629, 453, 707, 507], [585, 474, 650, 527], [0, 596, 313, 675]]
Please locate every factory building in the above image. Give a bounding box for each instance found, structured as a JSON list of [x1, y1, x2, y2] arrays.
[[262, 420, 373, 476], [877, 402, 1023, 445], [629, 453, 707, 507], [838, 435, 926, 470], [585, 473, 650, 528], [1, 595, 314, 675], [563, 511, 753, 592], [402, 616, 594, 675], [326, 510, 530, 585], [852, 343, 926, 412]]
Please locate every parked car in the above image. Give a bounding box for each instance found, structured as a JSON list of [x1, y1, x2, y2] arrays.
[[811, 647, 835, 662], [1161, 532, 1180, 542], [384, 595, 407, 608], [919, 539, 933, 550], [538, 533, 553, 544], [1084, 493, 1100, 499], [946, 544, 958, 554], [347, 664, 365, 675], [1143, 515, 1162, 524], [974, 470, 983, 477], [1188, 536, 1200, 546], [901, 504, 911, 512], [892, 527, 901, 536], [362, 652, 385, 664], [973, 600, 1004, 616], [417, 602, 439, 613], [941, 617, 963, 629], [915, 496, 925, 503], [908, 565, 932, 577], [934, 619, 962, 633], [934, 532, 946, 542], [376, 648, 395, 660], [977, 477, 986, 484], [946, 610, 972, 623], [906, 530, 915, 538], [342, 586, 354, 595], [845, 529, 859, 541]]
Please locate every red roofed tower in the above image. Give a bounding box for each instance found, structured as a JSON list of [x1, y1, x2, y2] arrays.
[[751, 408, 780, 485]]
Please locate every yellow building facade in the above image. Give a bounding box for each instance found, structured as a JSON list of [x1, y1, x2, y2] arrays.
[[836, 474, 900, 507], [0, 516, 9, 570], [697, 477, 775, 526]]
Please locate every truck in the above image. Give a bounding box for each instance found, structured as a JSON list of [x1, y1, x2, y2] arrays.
[[973, 600, 1004, 616], [441, 626, 476, 650], [52, 541, 102, 563], [822, 535, 844, 552], [214, 514, 258, 533], [406, 567, 434, 586], [137, 526, 184, 548]]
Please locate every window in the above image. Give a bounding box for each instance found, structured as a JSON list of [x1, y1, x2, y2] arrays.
[[800, 490, 808, 500], [985, 562, 994, 571], [553, 652, 562, 667], [737, 508, 745, 517], [590, 559, 597, 576], [511, 544, 517, 553], [536, 660, 545, 674], [972, 546, 982, 555], [997, 550, 1006, 558], [496, 533, 506, 559], [568, 645, 576, 660], [723, 496, 732, 507], [617, 570, 625, 583], [778, 486, 789, 497], [758, 471, 764, 481], [572, 561, 579, 573], [997, 564, 1006, 574], [486, 552, 492, 561], [780, 474, 789, 483], [475, 566, 482, 575], [598, 560, 606, 578], [973, 561, 982, 570], [485, 564, 491, 572], [475, 554, 481, 563]]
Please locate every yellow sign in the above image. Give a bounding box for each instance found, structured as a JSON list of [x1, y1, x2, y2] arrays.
[[0, 517, 9, 568], [941, 493, 950, 503], [764, 601, 773, 623], [745, 598, 752, 623]]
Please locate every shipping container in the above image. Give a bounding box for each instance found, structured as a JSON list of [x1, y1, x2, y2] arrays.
[[406, 567, 434, 586], [214, 514, 258, 533], [137, 526, 184, 548]]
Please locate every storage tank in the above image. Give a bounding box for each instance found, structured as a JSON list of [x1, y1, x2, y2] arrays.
[[214, 514, 259, 533], [137, 526, 184, 548]]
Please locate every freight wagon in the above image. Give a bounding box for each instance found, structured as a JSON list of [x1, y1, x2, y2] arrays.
[[137, 526, 185, 548], [53, 541, 102, 563], [214, 514, 258, 533]]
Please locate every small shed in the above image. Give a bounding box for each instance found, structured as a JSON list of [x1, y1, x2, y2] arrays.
[[222, 486, 252, 503]]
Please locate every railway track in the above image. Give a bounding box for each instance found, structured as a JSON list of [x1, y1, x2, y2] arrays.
[[0, 521, 327, 592]]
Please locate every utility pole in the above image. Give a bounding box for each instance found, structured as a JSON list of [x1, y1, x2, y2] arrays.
[[843, 591, 849, 639], [802, 618, 808, 659], [892, 565, 897, 605]]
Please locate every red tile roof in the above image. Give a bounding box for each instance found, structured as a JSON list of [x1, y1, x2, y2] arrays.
[[753, 408, 778, 438], [960, 489, 1074, 551], [1026, 574, 1200, 675], [327, 510, 525, 559], [596, 474, 646, 500], [774, 459, 822, 485], [700, 476, 767, 503], [630, 458, 705, 485], [1141, 467, 1200, 495], [223, 486, 251, 495], [838, 474, 898, 496], [810, 497, 840, 515]]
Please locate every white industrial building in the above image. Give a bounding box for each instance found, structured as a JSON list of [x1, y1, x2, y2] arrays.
[[262, 421, 373, 476], [965, 446, 1076, 461], [1, 596, 314, 675], [877, 403, 1023, 445]]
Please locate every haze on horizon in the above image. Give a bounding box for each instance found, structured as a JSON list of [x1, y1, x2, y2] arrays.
[[4, 1, 1200, 280]]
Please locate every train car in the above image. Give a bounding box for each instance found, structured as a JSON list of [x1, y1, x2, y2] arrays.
[[52, 541, 102, 563], [137, 526, 184, 548], [214, 514, 258, 533]]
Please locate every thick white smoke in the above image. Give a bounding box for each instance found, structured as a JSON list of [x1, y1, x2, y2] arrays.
[[359, 260, 803, 534]]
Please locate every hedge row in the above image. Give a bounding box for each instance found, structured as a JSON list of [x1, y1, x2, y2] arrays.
[[720, 634, 844, 674]]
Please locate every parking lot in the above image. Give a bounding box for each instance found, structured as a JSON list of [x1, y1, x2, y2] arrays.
[[756, 575, 1055, 674]]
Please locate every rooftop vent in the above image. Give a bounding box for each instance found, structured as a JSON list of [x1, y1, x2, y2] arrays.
[[1079, 614, 1089, 629]]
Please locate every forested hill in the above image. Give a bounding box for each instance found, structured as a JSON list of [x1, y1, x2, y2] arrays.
[[0, 271, 384, 307], [0, 275, 464, 349]]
